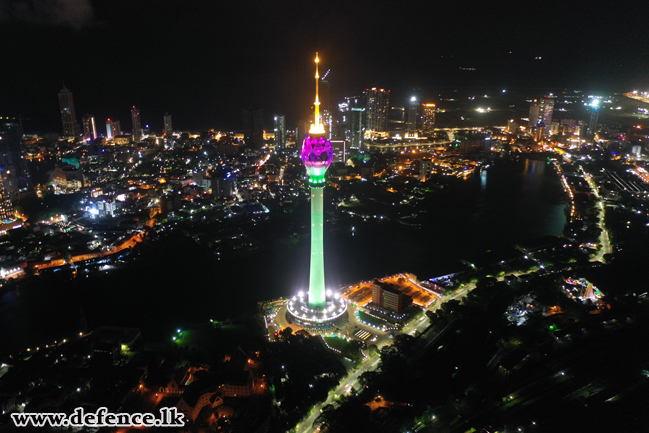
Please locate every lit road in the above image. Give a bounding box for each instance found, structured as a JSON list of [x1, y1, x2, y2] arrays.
[[583, 171, 612, 262], [294, 291, 466, 433], [296, 355, 382, 433]]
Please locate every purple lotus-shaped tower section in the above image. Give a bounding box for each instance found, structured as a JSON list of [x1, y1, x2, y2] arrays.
[[301, 135, 334, 169]]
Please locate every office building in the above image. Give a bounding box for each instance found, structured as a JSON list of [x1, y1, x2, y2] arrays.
[[407, 96, 418, 134], [243, 108, 264, 149], [0, 122, 31, 198], [82, 114, 97, 140], [364, 88, 389, 133], [507, 119, 518, 134], [274, 115, 286, 147], [372, 281, 412, 313], [338, 96, 365, 149], [528, 97, 554, 135], [388, 106, 406, 135], [163, 113, 173, 137], [106, 119, 121, 139], [0, 169, 14, 221], [58, 86, 79, 137], [211, 168, 236, 199], [585, 99, 600, 142], [54, 164, 84, 192], [131, 106, 142, 142], [422, 103, 436, 134], [331, 140, 346, 163]]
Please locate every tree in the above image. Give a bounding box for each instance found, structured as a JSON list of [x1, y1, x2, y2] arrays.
[[278, 327, 293, 341]]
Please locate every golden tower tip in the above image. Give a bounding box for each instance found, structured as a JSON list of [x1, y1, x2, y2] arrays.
[[309, 52, 325, 135]]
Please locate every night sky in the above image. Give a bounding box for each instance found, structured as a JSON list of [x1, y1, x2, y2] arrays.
[[1, 0, 648, 133]]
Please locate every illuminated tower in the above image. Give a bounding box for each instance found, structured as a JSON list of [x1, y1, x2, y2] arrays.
[[287, 54, 346, 328]]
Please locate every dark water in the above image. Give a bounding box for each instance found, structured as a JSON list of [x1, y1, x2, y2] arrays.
[[0, 157, 566, 354]]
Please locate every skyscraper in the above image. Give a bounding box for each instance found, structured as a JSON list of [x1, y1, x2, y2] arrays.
[[58, 86, 79, 137], [106, 119, 121, 139], [364, 88, 389, 133], [528, 97, 554, 134], [387, 106, 406, 134], [287, 54, 346, 328], [163, 113, 173, 137], [243, 108, 264, 149], [82, 114, 97, 140], [540, 97, 554, 133], [0, 169, 14, 221], [585, 99, 600, 142], [422, 103, 436, 134], [407, 96, 418, 135], [338, 96, 365, 149], [274, 115, 286, 147], [528, 100, 540, 129], [0, 122, 31, 198], [131, 106, 142, 142]]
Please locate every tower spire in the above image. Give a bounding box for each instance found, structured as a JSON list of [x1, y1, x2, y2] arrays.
[[309, 52, 325, 134]]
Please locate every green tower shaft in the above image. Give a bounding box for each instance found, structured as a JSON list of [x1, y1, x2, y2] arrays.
[[308, 186, 326, 308]]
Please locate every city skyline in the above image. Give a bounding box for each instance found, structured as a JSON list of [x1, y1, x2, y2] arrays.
[[0, 0, 648, 133]]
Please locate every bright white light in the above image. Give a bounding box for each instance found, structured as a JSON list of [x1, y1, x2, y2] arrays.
[[410, 96, 416, 102]]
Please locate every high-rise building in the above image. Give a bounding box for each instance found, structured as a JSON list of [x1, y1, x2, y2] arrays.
[[364, 88, 389, 133], [585, 99, 600, 142], [274, 115, 286, 147], [388, 106, 406, 135], [540, 97, 554, 132], [58, 86, 79, 137], [331, 140, 346, 163], [338, 96, 365, 149], [407, 96, 419, 134], [0, 169, 15, 221], [287, 53, 346, 328], [82, 114, 97, 140], [422, 103, 436, 134], [0, 122, 31, 198], [528, 97, 554, 134], [131, 106, 142, 142], [163, 113, 173, 137], [106, 119, 121, 139], [243, 108, 264, 149]]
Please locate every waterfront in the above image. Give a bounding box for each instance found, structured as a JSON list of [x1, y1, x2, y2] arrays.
[[0, 157, 566, 355]]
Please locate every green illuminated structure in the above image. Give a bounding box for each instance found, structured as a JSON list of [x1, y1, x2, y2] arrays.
[[300, 53, 334, 309], [287, 54, 345, 328]]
